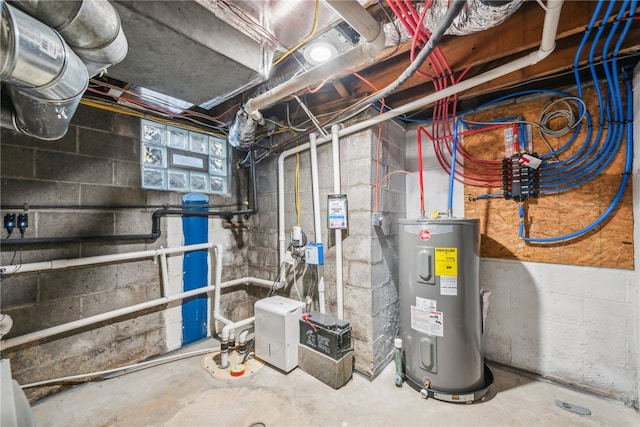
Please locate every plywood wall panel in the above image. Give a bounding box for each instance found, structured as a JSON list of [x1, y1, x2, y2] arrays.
[[462, 85, 633, 269]]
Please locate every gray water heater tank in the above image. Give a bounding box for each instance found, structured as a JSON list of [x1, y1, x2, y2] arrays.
[[398, 218, 490, 401]]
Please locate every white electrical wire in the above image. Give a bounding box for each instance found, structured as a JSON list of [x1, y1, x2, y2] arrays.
[[537, 96, 586, 158], [538, 96, 586, 138], [293, 95, 328, 136], [21, 347, 221, 389]]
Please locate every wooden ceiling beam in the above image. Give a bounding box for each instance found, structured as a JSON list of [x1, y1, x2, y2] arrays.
[[303, 1, 639, 117], [382, 24, 640, 111], [341, 1, 603, 103]]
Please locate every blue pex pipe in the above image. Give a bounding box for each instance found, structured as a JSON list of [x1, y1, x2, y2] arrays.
[[447, 119, 459, 214]]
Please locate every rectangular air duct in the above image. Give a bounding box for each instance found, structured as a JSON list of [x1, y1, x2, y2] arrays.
[[107, 1, 272, 108]]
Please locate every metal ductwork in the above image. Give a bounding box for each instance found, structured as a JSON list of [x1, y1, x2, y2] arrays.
[[0, 0, 127, 140], [1, 2, 88, 140], [229, 0, 387, 149], [12, 0, 128, 77]]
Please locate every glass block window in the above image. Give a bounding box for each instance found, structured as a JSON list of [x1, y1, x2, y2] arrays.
[[140, 119, 229, 194]]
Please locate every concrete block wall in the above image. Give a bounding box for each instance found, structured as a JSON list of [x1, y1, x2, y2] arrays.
[[0, 105, 247, 400], [481, 260, 638, 404], [248, 118, 405, 378]]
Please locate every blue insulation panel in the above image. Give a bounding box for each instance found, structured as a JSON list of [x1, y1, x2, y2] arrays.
[[181, 193, 209, 345]]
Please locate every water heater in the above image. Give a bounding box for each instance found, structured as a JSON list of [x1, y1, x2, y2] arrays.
[[398, 218, 492, 402]]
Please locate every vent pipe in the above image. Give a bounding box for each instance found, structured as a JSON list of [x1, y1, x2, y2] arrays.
[[12, 0, 128, 77], [0, 2, 88, 140], [230, 0, 386, 149]]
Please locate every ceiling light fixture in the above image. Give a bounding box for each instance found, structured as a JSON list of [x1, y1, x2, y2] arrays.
[[303, 42, 338, 65]]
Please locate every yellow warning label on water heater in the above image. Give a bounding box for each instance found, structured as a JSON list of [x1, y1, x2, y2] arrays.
[[435, 247, 457, 276]]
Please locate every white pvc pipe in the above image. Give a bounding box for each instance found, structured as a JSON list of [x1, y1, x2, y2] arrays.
[[160, 251, 170, 297], [309, 133, 326, 314], [0, 233, 276, 350], [219, 316, 255, 368], [21, 346, 221, 389], [278, 151, 288, 264], [213, 276, 275, 333], [278, 142, 319, 264], [239, 329, 250, 346], [221, 276, 274, 289], [1, 275, 273, 350], [0, 242, 216, 276], [274, 0, 564, 320], [331, 124, 344, 320], [221, 316, 255, 342], [1, 283, 218, 350]]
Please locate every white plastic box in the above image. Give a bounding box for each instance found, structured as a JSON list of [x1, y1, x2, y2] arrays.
[[254, 296, 305, 372]]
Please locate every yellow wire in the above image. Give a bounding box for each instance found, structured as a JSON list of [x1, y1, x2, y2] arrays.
[[273, 0, 320, 66], [80, 98, 228, 139], [295, 152, 301, 226]]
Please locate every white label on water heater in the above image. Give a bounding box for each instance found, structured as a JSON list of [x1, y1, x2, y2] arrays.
[[416, 297, 436, 311], [440, 276, 458, 296], [411, 306, 444, 337]]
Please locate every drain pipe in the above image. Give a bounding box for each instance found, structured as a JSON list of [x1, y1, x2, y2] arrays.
[[0, 151, 258, 247], [213, 276, 278, 368], [213, 276, 274, 332], [331, 124, 345, 320], [309, 133, 326, 314], [219, 316, 255, 369], [0, 243, 222, 350]]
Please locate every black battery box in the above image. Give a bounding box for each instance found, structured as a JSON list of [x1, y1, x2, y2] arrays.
[[299, 311, 352, 360]]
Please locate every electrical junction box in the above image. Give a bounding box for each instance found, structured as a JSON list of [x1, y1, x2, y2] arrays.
[[254, 296, 306, 372], [305, 242, 324, 265]]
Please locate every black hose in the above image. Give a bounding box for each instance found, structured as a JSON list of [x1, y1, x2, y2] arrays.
[[337, 0, 467, 121]]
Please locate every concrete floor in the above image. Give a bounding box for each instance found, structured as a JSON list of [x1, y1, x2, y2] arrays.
[[32, 339, 640, 427]]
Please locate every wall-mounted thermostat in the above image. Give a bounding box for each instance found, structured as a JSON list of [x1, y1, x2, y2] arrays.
[[328, 194, 348, 230]]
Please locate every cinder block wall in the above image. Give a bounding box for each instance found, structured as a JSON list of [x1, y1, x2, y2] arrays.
[[248, 119, 405, 377], [0, 105, 247, 400]]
